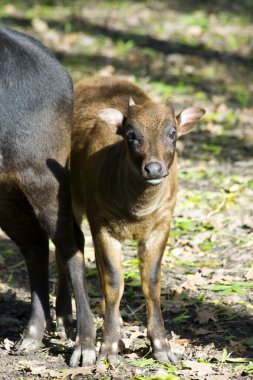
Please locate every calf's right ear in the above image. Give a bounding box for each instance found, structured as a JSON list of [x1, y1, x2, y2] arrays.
[[177, 107, 205, 137], [98, 108, 124, 134]]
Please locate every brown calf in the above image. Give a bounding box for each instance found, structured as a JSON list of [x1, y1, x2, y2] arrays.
[[68, 76, 205, 365]]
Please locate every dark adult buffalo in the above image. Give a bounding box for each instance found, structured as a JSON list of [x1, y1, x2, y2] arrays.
[[0, 27, 95, 367]]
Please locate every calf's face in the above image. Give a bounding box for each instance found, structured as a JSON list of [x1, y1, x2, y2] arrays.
[[99, 99, 205, 185]]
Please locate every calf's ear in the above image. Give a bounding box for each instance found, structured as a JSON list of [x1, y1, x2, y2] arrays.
[[98, 108, 124, 134], [177, 107, 205, 137], [166, 99, 183, 117]]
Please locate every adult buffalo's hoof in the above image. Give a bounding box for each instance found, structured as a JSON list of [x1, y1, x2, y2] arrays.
[[16, 337, 44, 353], [70, 345, 96, 367], [97, 352, 121, 368]]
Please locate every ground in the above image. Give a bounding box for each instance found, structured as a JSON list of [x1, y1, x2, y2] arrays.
[[0, 1, 253, 379]]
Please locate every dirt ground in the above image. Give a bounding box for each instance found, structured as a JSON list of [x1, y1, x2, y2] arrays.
[[0, 1, 253, 379]]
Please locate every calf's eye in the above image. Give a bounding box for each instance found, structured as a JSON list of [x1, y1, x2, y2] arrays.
[[127, 132, 136, 140], [126, 131, 141, 147], [168, 130, 176, 140]]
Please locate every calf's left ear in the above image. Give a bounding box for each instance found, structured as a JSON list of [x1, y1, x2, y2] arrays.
[[98, 108, 124, 134], [177, 107, 205, 137]]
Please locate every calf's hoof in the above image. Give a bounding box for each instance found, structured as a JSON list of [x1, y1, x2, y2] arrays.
[[56, 316, 74, 340], [153, 339, 177, 364], [154, 349, 177, 364], [70, 345, 96, 367]]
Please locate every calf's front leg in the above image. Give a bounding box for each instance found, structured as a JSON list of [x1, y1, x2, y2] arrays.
[[91, 225, 124, 367], [138, 228, 177, 364]]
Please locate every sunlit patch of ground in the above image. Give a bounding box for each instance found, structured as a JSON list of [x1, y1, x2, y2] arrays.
[[0, 1, 253, 378]]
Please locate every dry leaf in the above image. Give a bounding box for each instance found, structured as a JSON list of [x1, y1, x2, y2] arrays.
[[169, 332, 189, 355], [229, 340, 246, 353], [30, 365, 47, 375], [48, 369, 63, 378], [119, 326, 147, 350], [194, 306, 218, 324], [99, 65, 115, 76], [17, 361, 62, 379], [31, 18, 48, 33], [125, 352, 139, 359], [189, 327, 212, 335], [208, 272, 234, 284], [3, 338, 14, 351], [62, 366, 93, 379], [222, 293, 244, 304], [96, 362, 108, 375], [245, 268, 253, 280], [200, 268, 214, 277], [17, 360, 32, 369], [127, 325, 142, 333], [120, 338, 132, 349], [180, 272, 207, 291], [183, 360, 214, 376], [129, 330, 146, 340], [174, 338, 190, 346]]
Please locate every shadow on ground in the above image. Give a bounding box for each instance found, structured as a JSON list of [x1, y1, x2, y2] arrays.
[[1, 0, 253, 16], [1, 239, 253, 363], [1, 15, 252, 69]]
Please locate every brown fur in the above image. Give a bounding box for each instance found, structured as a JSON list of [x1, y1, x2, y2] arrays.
[[70, 76, 205, 364]]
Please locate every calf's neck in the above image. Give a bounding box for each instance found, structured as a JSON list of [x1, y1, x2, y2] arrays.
[[70, 76, 205, 365]]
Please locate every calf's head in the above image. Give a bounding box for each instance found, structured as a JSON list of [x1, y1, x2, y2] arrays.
[[99, 98, 205, 186]]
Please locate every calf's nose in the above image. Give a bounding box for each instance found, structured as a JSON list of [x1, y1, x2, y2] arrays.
[[144, 162, 163, 178]]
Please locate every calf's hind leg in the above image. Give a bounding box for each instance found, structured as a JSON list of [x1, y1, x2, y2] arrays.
[[55, 219, 85, 336], [55, 249, 73, 335], [0, 183, 50, 352]]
